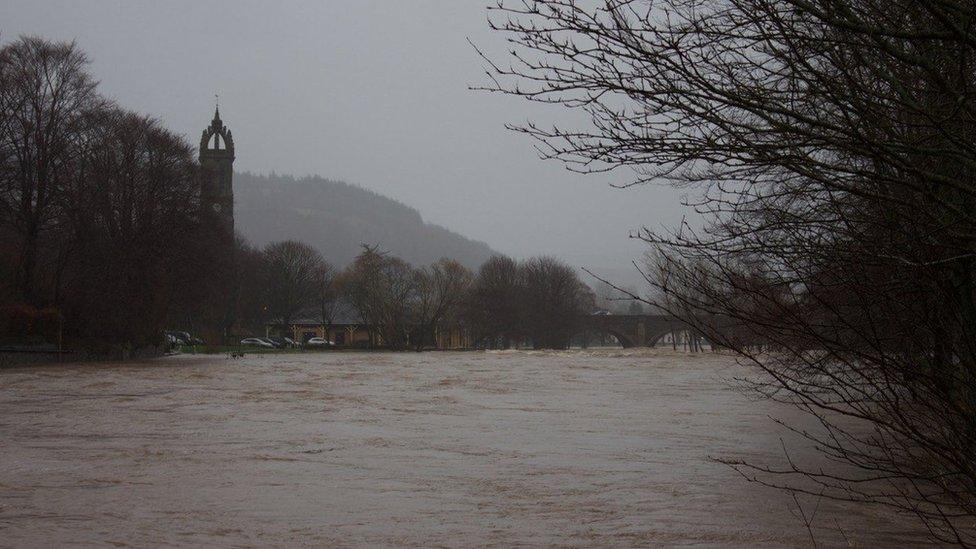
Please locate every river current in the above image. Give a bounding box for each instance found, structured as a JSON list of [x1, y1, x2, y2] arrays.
[[0, 349, 931, 546]]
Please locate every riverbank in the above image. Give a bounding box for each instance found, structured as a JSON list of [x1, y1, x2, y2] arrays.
[[0, 344, 392, 367], [0, 344, 163, 368]]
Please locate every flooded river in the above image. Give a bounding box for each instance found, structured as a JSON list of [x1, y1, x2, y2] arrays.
[[0, 350, 929, 546]]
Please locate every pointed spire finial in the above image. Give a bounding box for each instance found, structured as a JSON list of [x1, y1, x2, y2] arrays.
[[214, 93, 220, 121]]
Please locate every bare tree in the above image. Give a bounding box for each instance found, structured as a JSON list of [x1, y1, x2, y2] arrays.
[[520, 256, 594, 349], [0, 36, 104, 305], [413, 258, 473, 350], [313, 259, 338, 342], [264, 240, 325, 336], [482, 0, 976, 543], [341, 244, 417, 350], [341, 244, 385, 347], [463, 254, 522, 348], [372, 255, 417, 351], [230, 238, 269, 337]]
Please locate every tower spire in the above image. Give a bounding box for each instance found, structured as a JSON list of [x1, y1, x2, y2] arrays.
[[213, 93, 220, 121]]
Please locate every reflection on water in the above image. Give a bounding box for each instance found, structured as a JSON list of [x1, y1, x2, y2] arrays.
[[0, 350, 928, 546]]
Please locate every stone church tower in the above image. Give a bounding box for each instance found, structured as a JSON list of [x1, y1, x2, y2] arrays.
[[199, 106, 235, 238]]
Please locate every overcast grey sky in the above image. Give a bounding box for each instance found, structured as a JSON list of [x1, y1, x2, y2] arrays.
[[0, 0, 688, 286]]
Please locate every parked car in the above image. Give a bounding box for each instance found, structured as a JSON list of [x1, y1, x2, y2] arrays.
[[240, 337, 275, 348], [305, 337, 335, 348], [258, 337, 284, 348], [165, 331, 204, 345], [267, 336, 296, 348]]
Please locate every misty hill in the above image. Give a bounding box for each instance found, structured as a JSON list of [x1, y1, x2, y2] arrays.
[[234, 172, 495, 269]]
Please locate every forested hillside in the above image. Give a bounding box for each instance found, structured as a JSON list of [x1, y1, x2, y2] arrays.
[[234, 172, 495, 268]]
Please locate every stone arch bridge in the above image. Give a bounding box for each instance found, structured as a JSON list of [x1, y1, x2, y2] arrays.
[[580, 314, 703, 348]]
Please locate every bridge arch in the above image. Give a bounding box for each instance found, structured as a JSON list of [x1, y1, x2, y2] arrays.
[[577, 328, 636, 348], [580, 314, 699, 348]]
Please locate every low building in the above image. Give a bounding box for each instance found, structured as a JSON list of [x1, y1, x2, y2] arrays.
[[265, 305, 472, 350], [267, 308, 373, 347]]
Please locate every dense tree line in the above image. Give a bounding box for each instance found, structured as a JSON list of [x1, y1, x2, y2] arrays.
[[463, 254, 595, 349], [248, 243, 596, 351], [482, 0, 976, 543], [0, 36, 202, 353]]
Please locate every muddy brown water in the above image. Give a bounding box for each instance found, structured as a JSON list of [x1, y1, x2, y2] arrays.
[[0, 349, 931, 546]]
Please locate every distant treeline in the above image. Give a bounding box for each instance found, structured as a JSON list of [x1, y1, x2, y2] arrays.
[[234, 241, 597, 351]]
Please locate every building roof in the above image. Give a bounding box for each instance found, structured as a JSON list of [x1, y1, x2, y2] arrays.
[[268, 300, 363, 327]]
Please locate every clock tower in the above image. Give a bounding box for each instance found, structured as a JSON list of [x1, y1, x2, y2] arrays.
[[199, 105, 235, 238]]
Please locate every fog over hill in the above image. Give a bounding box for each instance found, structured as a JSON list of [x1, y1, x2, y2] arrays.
[[234, 172, 495, 269]]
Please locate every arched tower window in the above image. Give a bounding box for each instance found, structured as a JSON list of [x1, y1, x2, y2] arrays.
[[200, 106, 235, 156]]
